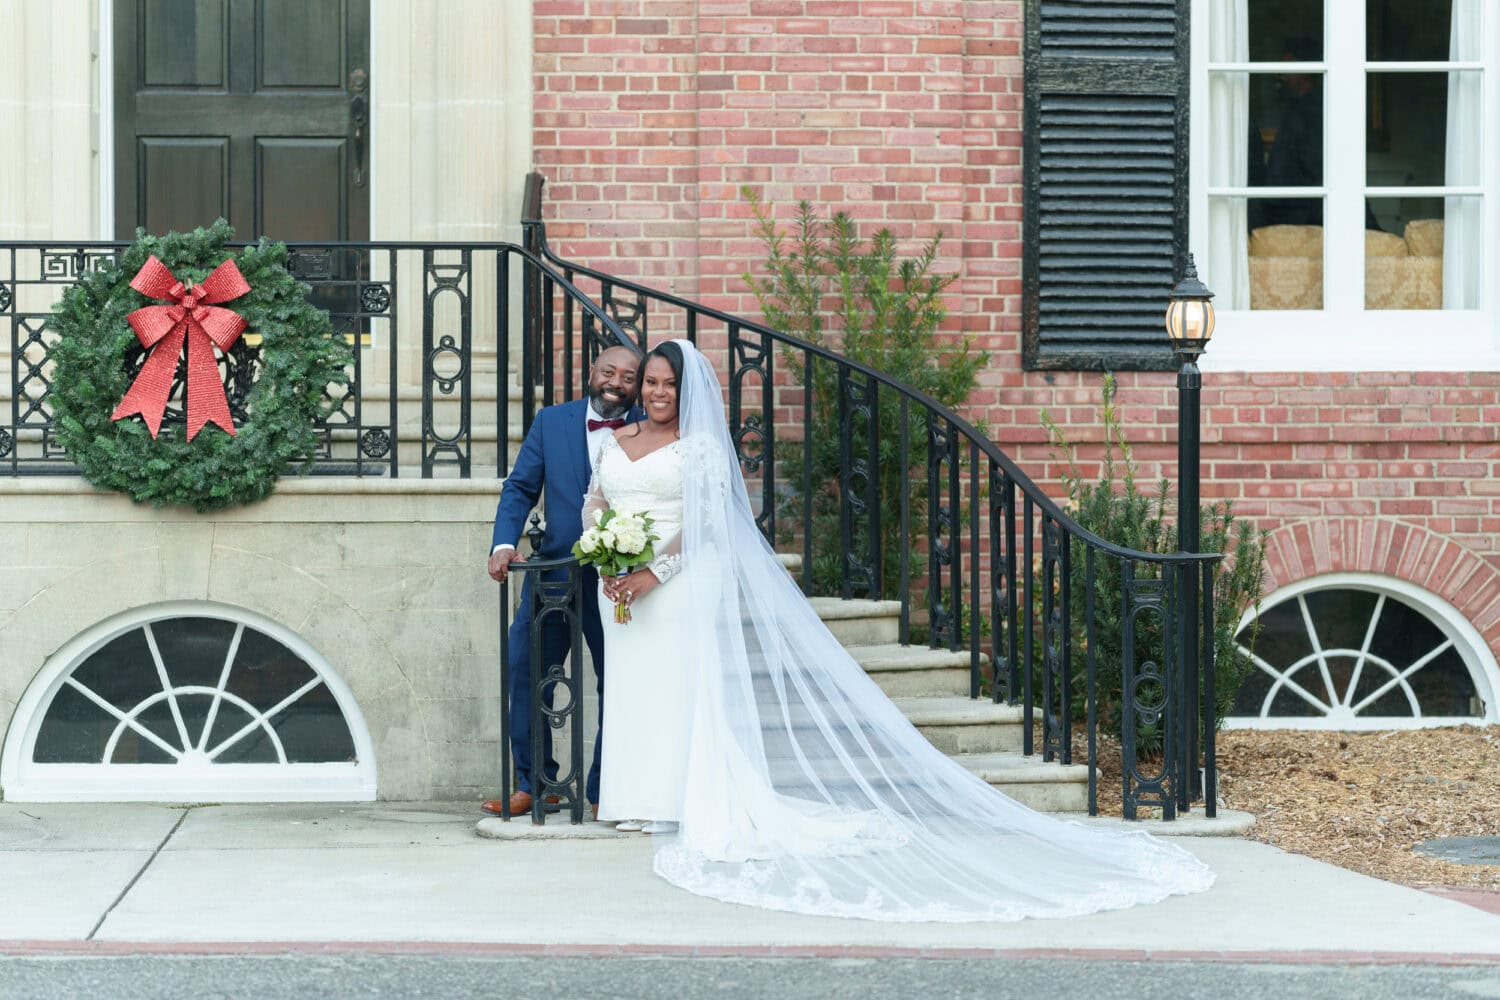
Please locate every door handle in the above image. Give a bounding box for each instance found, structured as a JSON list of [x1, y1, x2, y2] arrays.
[[350, 69, 369, 188]]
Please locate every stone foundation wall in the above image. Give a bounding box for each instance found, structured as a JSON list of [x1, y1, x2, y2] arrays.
[[0, 479, 507, 801]]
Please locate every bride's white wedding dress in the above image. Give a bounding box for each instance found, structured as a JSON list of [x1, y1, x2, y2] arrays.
[[591, 340, 1214, 922], [591, 433, 699, 822]]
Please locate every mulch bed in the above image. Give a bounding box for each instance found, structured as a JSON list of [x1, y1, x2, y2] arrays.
[[1072, 725, 1500, 888]]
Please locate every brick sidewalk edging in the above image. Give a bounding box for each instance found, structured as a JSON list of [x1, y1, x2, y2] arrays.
[[0, 941, 1496, 965]]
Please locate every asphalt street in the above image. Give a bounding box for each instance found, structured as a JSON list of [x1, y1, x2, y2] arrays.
[[0, 954, 1498, 1000]]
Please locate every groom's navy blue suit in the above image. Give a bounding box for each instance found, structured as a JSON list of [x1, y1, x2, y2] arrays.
[[493, 397, 642, 802]]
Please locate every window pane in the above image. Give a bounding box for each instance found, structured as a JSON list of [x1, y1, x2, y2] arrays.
[[1366, 196, 1479, 310], [1245, 0, 1323, 62], [1251, 73, 1323, 196], [1367, 0, 1456, 62], [1242, 198, 1325, 310], [1367, 72, 1477, 187]]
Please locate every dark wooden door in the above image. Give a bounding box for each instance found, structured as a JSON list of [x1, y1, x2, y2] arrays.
[[114, 0, 370, 242]]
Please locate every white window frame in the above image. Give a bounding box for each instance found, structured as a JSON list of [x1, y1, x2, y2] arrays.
[[1227, 572, 1500, 730], [0, 601, 377, 802], [1189, 0, 1500, 371]]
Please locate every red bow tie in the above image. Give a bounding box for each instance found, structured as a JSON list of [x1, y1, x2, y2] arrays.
[[588, 417, 626, 432]]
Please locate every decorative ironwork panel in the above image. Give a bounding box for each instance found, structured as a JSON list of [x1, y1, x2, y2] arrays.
[[421, 250, 472, 477], [727, 326, 776, 543], [837, 367, 879, 600], [989, 467, 1018, 704], [1121, 562, 1178, 820], [497, 548, 591, 826], [1040, 513, 1071, 763], [530, 568, 588, 823], [927, 417, 959, 649], [600, 281, 647, 351]]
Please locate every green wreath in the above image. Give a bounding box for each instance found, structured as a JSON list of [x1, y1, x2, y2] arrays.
[[49, 220, 350, 511]]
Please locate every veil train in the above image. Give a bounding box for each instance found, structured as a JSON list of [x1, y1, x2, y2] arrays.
[[652, 339, 1214, 922]]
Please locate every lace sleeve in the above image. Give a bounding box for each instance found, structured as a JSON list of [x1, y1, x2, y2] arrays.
[[583, 470, 607, 531]]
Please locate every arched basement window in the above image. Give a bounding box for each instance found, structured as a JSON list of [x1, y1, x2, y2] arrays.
[[1, 603, 376, 801], [1229, 573, 1500, 730]]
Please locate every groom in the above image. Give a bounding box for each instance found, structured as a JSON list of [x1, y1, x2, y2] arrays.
[[483, 344, 643, 818]]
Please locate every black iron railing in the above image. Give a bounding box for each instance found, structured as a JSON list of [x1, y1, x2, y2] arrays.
[[520, 174, 1223, 820], [0, 236, 628, 481], [497, 516, 591, 825]]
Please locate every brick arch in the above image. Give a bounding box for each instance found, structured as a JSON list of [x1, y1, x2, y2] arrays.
[[1261, 518, 1500, 654]]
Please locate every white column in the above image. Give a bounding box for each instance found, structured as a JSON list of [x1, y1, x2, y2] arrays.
[[369, 0, 533, 466]]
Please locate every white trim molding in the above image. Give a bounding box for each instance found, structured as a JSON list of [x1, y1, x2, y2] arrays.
[[1, 601, 377, 802]]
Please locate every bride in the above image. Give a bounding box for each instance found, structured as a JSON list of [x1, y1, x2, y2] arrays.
[[585, 339, 1214, 922]]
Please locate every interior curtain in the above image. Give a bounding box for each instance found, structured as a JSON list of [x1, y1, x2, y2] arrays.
[[1444, 0, 1482, 309], [1207, 0, 1250, 309]]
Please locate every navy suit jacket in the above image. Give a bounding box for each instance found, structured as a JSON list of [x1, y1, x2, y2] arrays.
[[493, 399, 643, 560]]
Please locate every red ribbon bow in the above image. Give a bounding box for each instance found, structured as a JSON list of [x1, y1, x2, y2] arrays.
[[112, 255, 251, 440], [588, 417, 627, 432]]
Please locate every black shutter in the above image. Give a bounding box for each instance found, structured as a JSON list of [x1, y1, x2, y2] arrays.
[[1022, 0, 1188, 371]]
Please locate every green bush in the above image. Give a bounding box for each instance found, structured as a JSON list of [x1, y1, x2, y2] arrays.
[[741, 189, 987, 601], [1042, 374, 1267, 746]]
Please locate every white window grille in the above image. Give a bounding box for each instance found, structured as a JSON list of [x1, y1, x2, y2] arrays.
[[1, 602, 376, 802], [1229, 573, 1500, 729]]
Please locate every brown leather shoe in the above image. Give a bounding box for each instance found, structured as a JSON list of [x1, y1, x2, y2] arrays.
[[481, 791, 559, 816]]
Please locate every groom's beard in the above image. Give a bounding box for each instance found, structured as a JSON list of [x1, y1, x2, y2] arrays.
[[589, 385, 636, 420]]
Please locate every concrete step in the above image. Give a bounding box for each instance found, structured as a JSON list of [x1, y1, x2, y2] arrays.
[[807, 597, 901, 645], [845, 643, 975, 698], [954, 753, 1090, 812], [888, 696, 1024, 755]]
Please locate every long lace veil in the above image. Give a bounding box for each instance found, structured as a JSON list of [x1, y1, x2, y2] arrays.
[[654, 339, 1213, 922]]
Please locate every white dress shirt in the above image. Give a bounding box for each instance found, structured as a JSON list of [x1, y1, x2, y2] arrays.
[[492, 400, 617, 556]]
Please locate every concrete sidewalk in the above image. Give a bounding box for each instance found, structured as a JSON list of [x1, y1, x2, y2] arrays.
[[1, 802, 1497, 961]]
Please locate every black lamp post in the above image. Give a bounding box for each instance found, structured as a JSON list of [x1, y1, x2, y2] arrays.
[[1165, 253, 1215, 810]]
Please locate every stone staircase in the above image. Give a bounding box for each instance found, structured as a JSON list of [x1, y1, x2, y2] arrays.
[[803, 587, 1090, 812]]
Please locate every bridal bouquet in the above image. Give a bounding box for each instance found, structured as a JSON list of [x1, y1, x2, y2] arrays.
[[573, 508, 659, 623]]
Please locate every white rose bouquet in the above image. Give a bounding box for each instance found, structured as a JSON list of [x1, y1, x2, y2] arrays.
[[572, 507, 660, 623]]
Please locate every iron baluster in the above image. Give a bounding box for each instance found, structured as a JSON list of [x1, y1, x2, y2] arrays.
[[969, 442, 981, 699], [839, 364, 853, 601], [1022, 496, 1034, 756], [1202, 560, 1217, 818], [1059, 528, 1073, 765], [1085, 547, 1098, 815], [802, 351, 815, 596], [898, 395, 911, 645], [864, 375, 879, 599], [498, 251, 511, 475], [1044, 515, 1068, 758], [946, 421, 962, 652], [987, 464, 1006, 704]]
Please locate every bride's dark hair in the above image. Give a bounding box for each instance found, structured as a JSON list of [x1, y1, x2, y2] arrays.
[[637, 341, 685, 399]]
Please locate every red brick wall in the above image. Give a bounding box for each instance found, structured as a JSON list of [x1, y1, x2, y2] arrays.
[[532, 1, 1500, 651]]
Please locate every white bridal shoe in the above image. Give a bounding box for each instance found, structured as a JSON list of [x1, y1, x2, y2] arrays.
[[641, 821, 678, 835], [615, 819, 645, 832]]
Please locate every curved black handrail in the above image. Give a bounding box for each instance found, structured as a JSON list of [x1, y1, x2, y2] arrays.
[[521, 186, 1212, 570], [520, 171, 1224, 822]]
